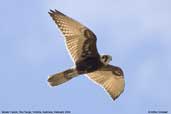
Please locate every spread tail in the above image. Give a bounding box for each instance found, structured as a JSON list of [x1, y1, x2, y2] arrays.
[[48, 68, 79, 87]]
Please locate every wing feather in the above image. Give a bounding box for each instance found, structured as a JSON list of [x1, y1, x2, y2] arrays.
[[87, 65, 125, 101], [49, 9, 99, 63]]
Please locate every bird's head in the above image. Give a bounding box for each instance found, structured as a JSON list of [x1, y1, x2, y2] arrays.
[[100, 55, 112, 65]]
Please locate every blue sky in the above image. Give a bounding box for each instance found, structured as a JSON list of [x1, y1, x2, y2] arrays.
[[0, 0, 170, 114]]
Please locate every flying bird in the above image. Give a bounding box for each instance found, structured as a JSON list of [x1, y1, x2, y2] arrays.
[[48, 9, 125, 101]]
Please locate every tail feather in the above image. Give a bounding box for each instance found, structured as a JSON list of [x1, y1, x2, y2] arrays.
[[48, 68, 79, 87]]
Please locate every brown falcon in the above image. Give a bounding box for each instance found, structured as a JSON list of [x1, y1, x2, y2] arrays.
[[48, 9, 125, 101]]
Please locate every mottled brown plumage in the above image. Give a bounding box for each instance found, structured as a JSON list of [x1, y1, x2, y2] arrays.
[[48, 9, 125, 101], [48, 10, 99, 63]]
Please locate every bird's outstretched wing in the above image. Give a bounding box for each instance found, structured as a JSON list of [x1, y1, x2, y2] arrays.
[[87, 65, 125, 101], [49, 9, 100, 63]]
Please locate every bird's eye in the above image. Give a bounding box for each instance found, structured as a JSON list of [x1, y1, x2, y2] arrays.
[[102, 56, 107, 59]]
